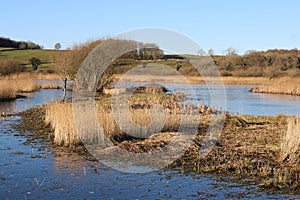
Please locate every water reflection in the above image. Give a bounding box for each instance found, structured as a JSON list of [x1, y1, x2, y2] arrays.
[[53, 151, 86, 175], [0, 100, 16, 114], [0, 88, 72, 115]]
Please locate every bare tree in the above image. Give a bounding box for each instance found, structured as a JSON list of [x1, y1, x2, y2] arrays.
[[224, 47, 238, 56], [208, 49, 215, 56], [197, 49, 206, 56], [52, 40, 102, 100]]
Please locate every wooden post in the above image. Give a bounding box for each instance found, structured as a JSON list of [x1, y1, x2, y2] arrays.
[[62, 78, 67, 101]]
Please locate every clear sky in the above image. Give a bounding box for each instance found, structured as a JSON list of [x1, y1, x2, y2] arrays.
[[1, 0, 300, 54]]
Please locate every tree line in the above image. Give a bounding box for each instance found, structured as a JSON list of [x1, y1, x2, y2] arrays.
[[0, 37, 42, 49], [209, 49, 300, 77]]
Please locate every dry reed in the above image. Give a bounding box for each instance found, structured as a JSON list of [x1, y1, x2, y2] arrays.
[[45, 102, 81, 146], [113, 74, 269, 85], [251, 77, 300, 95], [0, 78, 39, 100], [44, 94, 206, 146]]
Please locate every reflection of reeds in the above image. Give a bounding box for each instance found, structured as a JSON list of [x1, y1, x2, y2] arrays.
[[39, 84, 62, 89], [280, 116, 300, 164]]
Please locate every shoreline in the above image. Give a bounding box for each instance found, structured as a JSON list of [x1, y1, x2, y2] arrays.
[[113, 74, 269, 85]]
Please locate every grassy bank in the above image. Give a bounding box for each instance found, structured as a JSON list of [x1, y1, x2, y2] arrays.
[[14, 93, 300, 193], [0, 49, 55, 71], [251, 77, 300, 96]]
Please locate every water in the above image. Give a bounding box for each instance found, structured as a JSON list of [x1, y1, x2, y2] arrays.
[[0, 119, 298, 199], [0, 89, 72, 116], [1, 83, 300, 199], [114, 82, 300, 116]]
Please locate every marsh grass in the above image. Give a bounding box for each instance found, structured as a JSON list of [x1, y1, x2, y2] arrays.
[[0, 72, 65, 101], [251, 77, 300, 95], [45, 102, 80, 146], [0, 78, 38, 100], [113, 74, 269, 85], [44, 94, 200, 146]]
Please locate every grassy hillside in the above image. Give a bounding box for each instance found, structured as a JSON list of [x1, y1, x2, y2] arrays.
[[0, 49, 56, 71]]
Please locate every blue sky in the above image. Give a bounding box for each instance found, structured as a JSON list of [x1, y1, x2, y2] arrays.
[[1, 0, 300, 54]]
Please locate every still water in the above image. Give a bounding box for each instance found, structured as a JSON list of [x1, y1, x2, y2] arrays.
[[114, 82, 300, 116], [1, 84, 300, 199]]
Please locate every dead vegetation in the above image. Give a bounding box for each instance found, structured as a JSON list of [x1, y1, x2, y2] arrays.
[[0, 78, 38, 101], [250, 77, 300, 96]]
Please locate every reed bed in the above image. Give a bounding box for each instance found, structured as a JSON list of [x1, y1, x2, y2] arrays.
[[113, 74, 269, 85], [45, 102, 80, 146], [0, 78, 38, 101], [44, 94, 204, 146], [251, 77, 300, 95]]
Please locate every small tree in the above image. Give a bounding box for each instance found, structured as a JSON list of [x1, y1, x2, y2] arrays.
[[197, 49, 206, 56], [54, 42, 61, 50], [224, 47, 238, 56], [29, 57, 41, 71]]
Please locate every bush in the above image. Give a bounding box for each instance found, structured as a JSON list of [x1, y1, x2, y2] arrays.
[[29, 57, 41, 71], [0, 58, 26, 76]]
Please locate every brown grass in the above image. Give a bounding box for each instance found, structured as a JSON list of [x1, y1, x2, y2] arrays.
[[251, 77, 300, 95], [45, 102, 80, 146], [44, 94, 200, 146], [0, 78, 38, 100], [0, 72, 63, 101], [113, 74, 269, 85], [7, 72, 61, 80]]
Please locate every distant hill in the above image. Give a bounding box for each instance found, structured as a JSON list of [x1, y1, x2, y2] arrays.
[[0, 37, 41, 49]]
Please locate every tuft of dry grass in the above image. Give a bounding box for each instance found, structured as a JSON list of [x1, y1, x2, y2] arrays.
[[45, 102, 81, 146], [251, 77, 300, 95], [280, 116, 300, 164]]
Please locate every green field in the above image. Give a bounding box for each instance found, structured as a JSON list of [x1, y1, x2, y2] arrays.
[[0, 49, 56, 71]]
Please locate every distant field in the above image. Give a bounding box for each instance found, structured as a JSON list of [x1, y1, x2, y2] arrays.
[[0, 49, 56, 71]]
